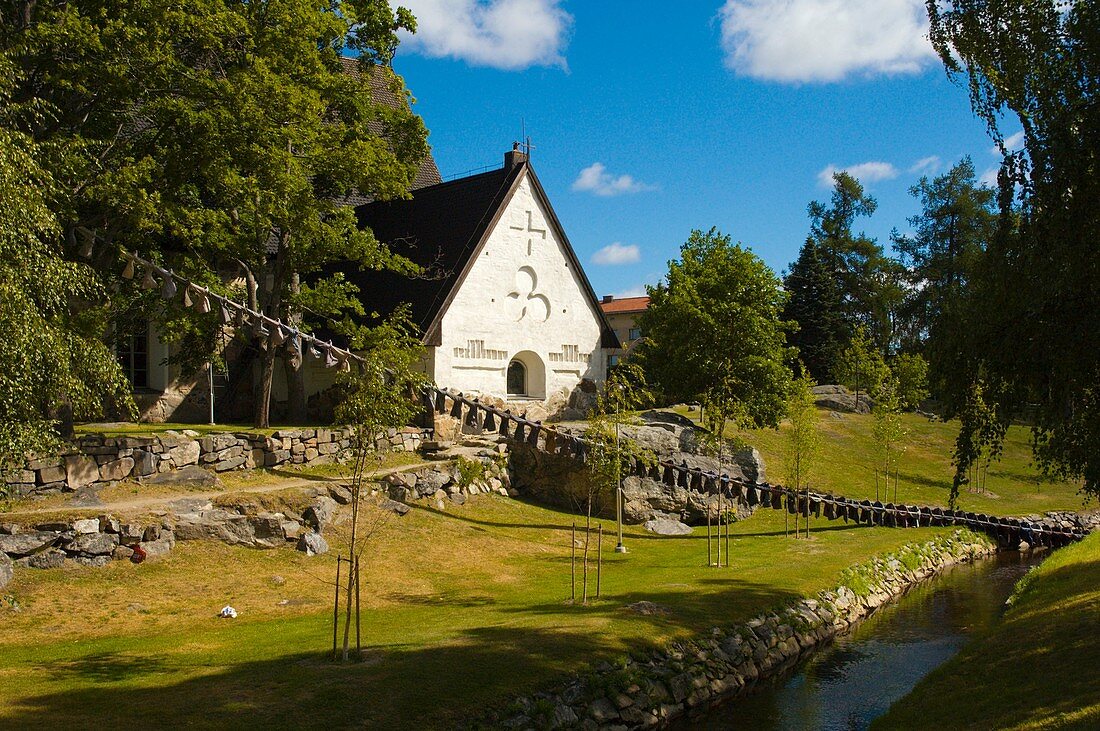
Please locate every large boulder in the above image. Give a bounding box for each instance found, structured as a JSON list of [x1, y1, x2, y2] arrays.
[[812, 385, 874, 414], [509, 418, 764, 525], [68, 532, 119, 556], [302, 496, 338, 532], [643, 517, 693, 536], [0, 552, 12, 590]]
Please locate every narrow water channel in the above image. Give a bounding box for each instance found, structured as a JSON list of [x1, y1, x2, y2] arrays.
[[678, 550, 1045, 730]]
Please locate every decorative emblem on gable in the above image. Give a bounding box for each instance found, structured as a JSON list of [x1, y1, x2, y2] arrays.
[[508, 266, 550, 322], [509, 209, 547, 256]]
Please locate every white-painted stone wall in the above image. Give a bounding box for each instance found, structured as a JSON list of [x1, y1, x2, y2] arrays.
[[434, 173, 606, 401]]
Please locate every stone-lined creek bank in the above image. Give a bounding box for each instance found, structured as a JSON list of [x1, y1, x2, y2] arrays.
[[675, 548, 1047, 730], [473, 530, 999, 730]]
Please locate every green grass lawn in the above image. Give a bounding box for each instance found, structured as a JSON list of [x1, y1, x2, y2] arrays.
[[674, 407, 1090, 517], [73, 422, 323, 437], [873, 531, 1100, 731], [0, 496, 959, 729]]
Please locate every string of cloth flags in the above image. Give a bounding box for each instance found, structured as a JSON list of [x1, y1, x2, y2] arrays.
[[120, 250, 359, 370], [114, 249, 1086, 547]]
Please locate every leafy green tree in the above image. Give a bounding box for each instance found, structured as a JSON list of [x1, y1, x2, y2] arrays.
[[927, 1, 1100, 496], [783, 374, 821, 538], [0, 117, 133, 475], [835, 326, 889, 407], [891, 158, 995, 392], [332, 306, 424, 659], [3, 0, 430, 427], [806, 173, 895, 349], [783, 240, 847, 382], [890, 353, 930, 411], [638, 228, 793, 429]]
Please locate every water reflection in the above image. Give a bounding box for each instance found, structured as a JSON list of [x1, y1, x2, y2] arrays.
[[679, 552, 1043, 730]]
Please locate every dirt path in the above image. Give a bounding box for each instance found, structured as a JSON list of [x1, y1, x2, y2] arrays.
[[3, 461, 437, 519]]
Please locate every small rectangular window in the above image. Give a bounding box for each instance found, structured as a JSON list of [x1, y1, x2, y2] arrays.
[[117, 322, 150, 390], [628, 327, 642, 340]]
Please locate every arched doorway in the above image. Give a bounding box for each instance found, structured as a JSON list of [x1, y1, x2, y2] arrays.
[[507, 360, 527, 396], [506, 351, 546, 399]]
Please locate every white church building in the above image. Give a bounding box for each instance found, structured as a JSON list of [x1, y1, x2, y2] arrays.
[[345, 146, 619, 409]]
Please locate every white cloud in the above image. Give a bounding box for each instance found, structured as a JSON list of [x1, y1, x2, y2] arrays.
[[396, 0, 572, 70], [592, 242, 641, 266], [979, 166, 1000, 187], [909, 155, 941, 175], [991, 130, 1025, 154], [718, 0, 937, 83], [817, 161, 899, 187], [613, 285, 649, 298], [572, 162, 656, 197]]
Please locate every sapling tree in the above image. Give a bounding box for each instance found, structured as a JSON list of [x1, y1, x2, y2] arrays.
[[783, 374, 821, 538], [872, 377, 909, 503], [574, 363, 653, 604], [330, 307, 423, 659], [837, 326, 888, 408]]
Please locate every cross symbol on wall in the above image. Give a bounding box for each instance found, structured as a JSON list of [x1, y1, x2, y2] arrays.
[[510, 210, 547, 256]]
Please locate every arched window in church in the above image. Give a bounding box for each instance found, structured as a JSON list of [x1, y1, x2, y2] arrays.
[[507, 360, 527, 396]]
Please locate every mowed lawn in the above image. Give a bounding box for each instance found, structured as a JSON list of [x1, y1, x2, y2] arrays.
[[2, 498, 958, 730], [676, 407, 1090, 517], [874, 531, 1100, 731]]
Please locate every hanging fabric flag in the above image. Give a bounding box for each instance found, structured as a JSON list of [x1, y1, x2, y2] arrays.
[[287, 332, 301, 356], [161, 274, 177, 300], [234, 305, 247, 328], [182, 286, 193, 308], [140, 266, 156, 290], [482, 409, 496, 432], [324, 345, 339, 368], [498, 412, 511, 436], [270, 325, 286, 347], [195, 290, 211, 314], [122, 255, 135, 279], [219, 301, 233, 325]]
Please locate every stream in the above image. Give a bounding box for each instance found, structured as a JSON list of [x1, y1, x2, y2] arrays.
[[676, 550, 1045, 730]]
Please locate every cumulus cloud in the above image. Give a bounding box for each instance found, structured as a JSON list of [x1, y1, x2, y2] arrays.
[[572, 162, 656, 196], [990, 130, 1025, 154], [979, 166, 1000, 187], [817, 161, 899, 187], [396, 0, 572, 70], [592, 242, 641, 266], [718, 0, 937, 83], [909, 155, 941, 175]]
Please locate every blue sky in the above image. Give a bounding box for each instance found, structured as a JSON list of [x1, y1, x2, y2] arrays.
[[387, 1, 1014, 298]]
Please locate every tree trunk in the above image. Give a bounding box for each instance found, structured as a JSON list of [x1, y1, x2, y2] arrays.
[[284, 272, 307, 423], [284, 352, 306, 424], [582, 505, 591, 604], [256, 346, 277, 429]]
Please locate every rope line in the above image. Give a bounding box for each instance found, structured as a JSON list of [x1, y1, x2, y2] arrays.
[[114, 249, 1087, 548]]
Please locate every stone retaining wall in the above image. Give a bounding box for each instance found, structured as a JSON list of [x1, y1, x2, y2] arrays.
[[3, 427, 429, 498], [478, 530, 996, 730]]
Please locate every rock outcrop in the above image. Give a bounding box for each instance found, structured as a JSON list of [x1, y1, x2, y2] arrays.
[[509, 410, 765, 525], [812, 384, 874, 414]]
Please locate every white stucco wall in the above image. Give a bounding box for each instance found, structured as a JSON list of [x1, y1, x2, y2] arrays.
[[434, 173, 606, 400]]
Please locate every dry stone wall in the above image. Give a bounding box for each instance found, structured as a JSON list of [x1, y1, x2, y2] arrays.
[[4, 427, 429, 498]]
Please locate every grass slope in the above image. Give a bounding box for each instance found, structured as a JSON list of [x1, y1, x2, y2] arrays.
[[873, 532, 1100, 731], [2, 498, 954, 729], [674, 407, 1090, 516]]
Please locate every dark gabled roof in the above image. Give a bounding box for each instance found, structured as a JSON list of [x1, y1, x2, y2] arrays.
[[338, 57, 441, 195], [343, 159, 620, 350]]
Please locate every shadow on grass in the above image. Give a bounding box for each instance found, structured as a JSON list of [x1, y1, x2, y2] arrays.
[[896, 472, 951, 491], [4, 580, 805, 729], [408, 499, 868, 540]]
